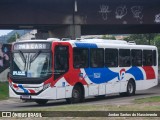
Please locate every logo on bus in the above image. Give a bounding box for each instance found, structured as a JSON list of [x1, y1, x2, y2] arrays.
[[94, 73, 101, 78], [119, 69, 126, 80]]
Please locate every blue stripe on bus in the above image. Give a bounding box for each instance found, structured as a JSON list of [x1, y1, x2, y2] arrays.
[[126, 67, 144, 80], [18, 84, 29, 94], [75, 43, 97, 48], [84, 67, 144, 84], [84, 68, 119, 84]]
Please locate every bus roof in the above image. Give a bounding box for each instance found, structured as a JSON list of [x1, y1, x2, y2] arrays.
[[14, 39, 157, 50], [69, 39, 157, 50]]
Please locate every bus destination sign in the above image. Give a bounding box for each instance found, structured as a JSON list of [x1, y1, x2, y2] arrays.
[[13, 43, 50, 50]]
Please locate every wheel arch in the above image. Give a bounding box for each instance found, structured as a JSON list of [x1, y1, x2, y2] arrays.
[[73, 82, 85, 98]]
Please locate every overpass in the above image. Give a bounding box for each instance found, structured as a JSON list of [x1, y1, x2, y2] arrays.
[[0, 0, 160, 39]]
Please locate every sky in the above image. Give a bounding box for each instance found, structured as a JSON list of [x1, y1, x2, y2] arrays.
[[0, 30, 12, 36]]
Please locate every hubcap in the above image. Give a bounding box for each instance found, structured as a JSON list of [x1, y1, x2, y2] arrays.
[[73, 90, 79, 99], [128, 83, 133, 93]]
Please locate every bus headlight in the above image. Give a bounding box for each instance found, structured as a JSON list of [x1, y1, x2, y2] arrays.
[[43, 83, 51, 90]]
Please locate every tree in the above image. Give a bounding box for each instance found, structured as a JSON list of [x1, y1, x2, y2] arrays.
[[154, 34, 160, 66], [124, 34, 157, 45], [101, 35, 116, 40], [125, 33, 160, 66], [7, 33, 20, 43]]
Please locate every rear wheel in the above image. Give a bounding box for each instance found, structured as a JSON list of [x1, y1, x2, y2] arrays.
[[66, 85, 84, 104], [120, 80, 135, 96], [126, 80, 135, 96], [35, 99, 48, 105]]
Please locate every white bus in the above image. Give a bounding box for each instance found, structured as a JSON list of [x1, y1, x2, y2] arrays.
[[9, 39, 158, 104]]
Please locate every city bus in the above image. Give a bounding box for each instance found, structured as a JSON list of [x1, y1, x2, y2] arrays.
[[9, 39, 158, 104]]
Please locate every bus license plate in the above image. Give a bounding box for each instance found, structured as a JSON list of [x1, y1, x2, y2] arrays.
[[20, 95, 31, 99]]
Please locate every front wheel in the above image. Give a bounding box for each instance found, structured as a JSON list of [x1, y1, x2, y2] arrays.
[[66, 85, 84, 104]]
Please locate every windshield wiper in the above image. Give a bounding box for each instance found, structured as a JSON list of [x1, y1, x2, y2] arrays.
[[18, 50, 26, 63], [30, 50, 41, 63], [18, 50, 27, 70], [28, 50, 41, 69]]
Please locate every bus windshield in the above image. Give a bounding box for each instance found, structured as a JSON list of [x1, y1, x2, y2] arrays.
[[12, 51, 52, 78]]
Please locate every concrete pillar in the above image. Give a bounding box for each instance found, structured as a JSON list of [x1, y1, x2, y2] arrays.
[[48, 25, 81, 40], [0, 68, 9, 82]]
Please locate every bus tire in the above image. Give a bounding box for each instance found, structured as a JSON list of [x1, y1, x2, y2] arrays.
[[126, 80, 135, 96], [120, 80, 135, 96], [66, 85, 84, 104], [35, 99, 48, 105]]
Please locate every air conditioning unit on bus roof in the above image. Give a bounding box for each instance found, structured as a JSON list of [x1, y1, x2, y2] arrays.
[[47, 38, 60, 41], [80, 39, 128, 44], [128, 41, 136, 45], [61, 38, 71, 41]]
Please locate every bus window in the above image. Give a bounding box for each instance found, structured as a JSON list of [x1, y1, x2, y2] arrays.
[[143, 50, 152, 66], [73, 48, 88, 68], [131, 49, 142, 66], [54, 46, 69, 79], [90, 48, 104, 68], [153, 50, 157, 66], [105, 48, 118, 67], [119, 49, 131, 67]]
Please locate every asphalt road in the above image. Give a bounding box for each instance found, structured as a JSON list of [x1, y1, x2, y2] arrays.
[[0, 84, 159, 111]]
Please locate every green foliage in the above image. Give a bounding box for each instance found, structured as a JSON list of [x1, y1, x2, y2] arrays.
[[125, 33, 160, 66], [101, 35, 116, 40], [124, 34, 157, 45], [154, 35, 160, 46], [135, 96, 160, 104], [7, 33, 20, 43], [0, 82, 9, 100], [154, 35, 160, 65]]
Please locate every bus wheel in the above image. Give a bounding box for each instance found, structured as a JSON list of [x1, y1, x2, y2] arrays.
[[120, 80, 135, 96], [35, 100, 48, 105], [66, 85, 83, 104], [126, 80, 135, 96]]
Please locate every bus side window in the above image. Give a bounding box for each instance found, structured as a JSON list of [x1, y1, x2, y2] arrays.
[[119, 49, 131, 67], [90, 48, 104, 68], [131, 49, 142, 66], [153, 50, 157, 66], [105, 48, 118, 67], [143, 50, 152, 66], [73, 48, 88, 68]]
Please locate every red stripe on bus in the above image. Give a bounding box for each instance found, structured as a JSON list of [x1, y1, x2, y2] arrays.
[[142, 66, 155, 80]]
